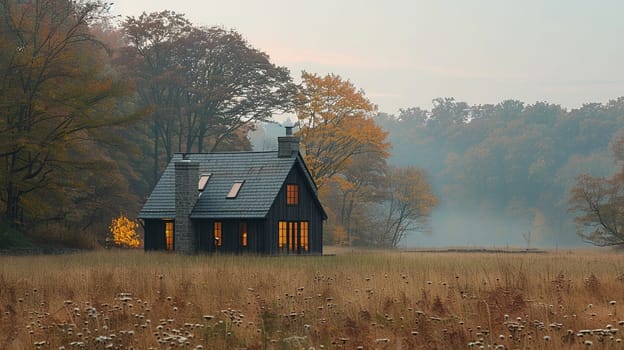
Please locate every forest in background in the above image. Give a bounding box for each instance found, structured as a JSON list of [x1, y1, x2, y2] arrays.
[[254, 97, 624, 248], [2, 0, 623, 249], [374, 98, 624, 247]]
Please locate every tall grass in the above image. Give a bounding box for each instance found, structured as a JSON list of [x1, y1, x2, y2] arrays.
[[1, 249, 624, 349]]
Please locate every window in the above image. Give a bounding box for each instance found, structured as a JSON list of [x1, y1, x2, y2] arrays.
[[289, 222, 298, 251], [198, 173, 211, 191], [278, 221, 309, 253], [300, 221, 309, 252], [240, 223, 248, 247], [287, 184, 299, 205], [226, 180, 245, 198], [278, 221, 287, 249], [214, 221, 222, 247], [165, 221, 174, 251]]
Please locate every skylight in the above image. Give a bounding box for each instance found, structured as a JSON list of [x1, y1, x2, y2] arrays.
[[226, 180, 245, 199], [198, 173, 211, 191]]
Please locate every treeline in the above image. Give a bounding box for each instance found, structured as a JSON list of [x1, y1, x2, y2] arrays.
[[0, 1, 295, 246], [1, 0, 438, 248], [377, 97, 624, 246]]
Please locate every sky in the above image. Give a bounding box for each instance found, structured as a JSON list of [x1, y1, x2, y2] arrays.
[[111, 1, 624, 115]]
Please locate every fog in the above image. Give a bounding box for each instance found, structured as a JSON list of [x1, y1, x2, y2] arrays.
[[250, 119, 604, 249], [400, 206, 585, 249]]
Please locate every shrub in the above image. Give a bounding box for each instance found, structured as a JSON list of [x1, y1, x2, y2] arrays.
[[108, 215, 140, 248]]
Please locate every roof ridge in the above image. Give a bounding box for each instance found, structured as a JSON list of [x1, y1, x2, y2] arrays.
[[173, 151, 277, 155]]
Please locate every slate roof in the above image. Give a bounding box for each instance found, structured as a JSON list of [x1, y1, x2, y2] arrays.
[[138, 151, 321, 219]]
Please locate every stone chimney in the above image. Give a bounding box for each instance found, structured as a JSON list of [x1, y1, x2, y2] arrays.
[[175, 159, 199, 253], [278, 126, 299, 158]]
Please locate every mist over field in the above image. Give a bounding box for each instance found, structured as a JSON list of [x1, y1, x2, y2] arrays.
[[402, 207, 583, 248]]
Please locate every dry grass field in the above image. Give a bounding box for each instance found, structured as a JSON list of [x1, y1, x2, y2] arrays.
[[1, 248, 624, 349]]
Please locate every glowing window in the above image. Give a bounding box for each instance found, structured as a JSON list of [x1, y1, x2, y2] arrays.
[[198, 173, 211, 191], [240, 223, 248, 247], [214, 221, 222, 247], [165, 221, 174, 251], [289, 222, 298, 251], [300, 221, 309, 251], [278, 221, 287, 249], [226, 180, 245, 199], [287, 184, 299, 205]]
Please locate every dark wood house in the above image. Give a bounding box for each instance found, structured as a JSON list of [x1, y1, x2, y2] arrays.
[[138, 129, 326, 254]]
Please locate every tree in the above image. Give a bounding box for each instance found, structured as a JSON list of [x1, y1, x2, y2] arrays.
[[569, 173, 624, 246], [118, 12, 296, 184], [118, 10, 193, 183], [178, 27, 296, 153], [0, 0, 133, 229], [295, 72, 390, 188], [322, 149, 387, 245], [374, 166, 438, 247]]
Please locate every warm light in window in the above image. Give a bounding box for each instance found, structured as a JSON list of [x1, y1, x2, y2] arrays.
[[300, 221, 309, 251], [278, 221, 308, 252], [287, 184, 299, 205], [226, 180, 244, 198], [214, 221, 222, 247], [278, 221, 287, 249], [289, 222, 298, 251], [240, 223, 248, 247], [165, 221, 174, 251]]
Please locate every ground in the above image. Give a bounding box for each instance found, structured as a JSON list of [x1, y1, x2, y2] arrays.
[[0, 248, 622, 349]]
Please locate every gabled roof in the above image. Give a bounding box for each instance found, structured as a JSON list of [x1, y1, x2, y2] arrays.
[[138, 151, 323, 219]]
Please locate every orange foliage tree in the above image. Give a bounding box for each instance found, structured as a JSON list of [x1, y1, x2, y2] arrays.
[[108, 215, 141, 248], [296, 72, 394, 244], [295, 72, 390, 189], [295, 72, 438, 247]]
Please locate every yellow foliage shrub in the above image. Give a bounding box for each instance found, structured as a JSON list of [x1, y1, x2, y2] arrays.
[[108, 215, 141, 248]]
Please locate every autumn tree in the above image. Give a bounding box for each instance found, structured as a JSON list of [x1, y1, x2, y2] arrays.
[[294, 72, 391, 244], [0, 0, 133, 230], [295, 72, 390, 188]]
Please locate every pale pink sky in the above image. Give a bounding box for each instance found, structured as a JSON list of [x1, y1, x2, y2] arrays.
[[112, 0, 624, 114]]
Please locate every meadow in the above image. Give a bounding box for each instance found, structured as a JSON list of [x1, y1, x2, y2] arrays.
[[1, 248, 624, 349]]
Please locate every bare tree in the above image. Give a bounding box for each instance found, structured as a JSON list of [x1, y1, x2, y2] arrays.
[[375, 166, 438, 247], [569, 173, 624, 246]]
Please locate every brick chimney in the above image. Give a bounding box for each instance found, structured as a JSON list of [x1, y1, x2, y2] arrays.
[[175, 159, 199, 253], [278, 126, 299, 158]]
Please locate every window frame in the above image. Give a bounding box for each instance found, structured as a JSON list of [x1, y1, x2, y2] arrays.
[[226, 180, 245, 199], [300, 221, 309, 252], [286, 184, 299, 205], [278, 220, 309, 253], [165, 221, 174, 251], [198, 173, 211, 191], [214, 221, 222, 247], [240, 222, 248, 247]]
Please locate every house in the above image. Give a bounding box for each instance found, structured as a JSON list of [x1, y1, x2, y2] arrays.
[[138, 127, 326, 254]]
